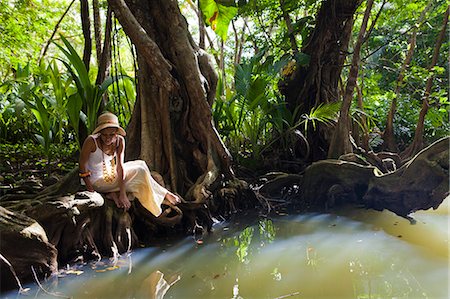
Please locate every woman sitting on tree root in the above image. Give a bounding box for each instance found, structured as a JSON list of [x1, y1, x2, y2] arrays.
[[79, 111, 180, 216]]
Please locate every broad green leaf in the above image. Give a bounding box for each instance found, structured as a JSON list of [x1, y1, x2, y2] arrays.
[[199, 0, 238, 40]]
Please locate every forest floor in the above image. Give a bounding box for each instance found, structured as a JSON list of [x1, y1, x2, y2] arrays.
[[0, 142, 78, 197]]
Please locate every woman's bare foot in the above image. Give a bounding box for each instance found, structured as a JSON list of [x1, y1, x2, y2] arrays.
[[106, 192, 130, 210], [164, 192, 180, 205]]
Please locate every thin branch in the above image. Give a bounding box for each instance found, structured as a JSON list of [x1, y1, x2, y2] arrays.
[[93, 0, 103, 66], [31, 266, 70, 299], [383, 0, 434, 151], [38, 0, 76, 64], [402, 5, 449, 159], [96, 6, 112, 86], [0, 253, 25, 293], [274, 292, 301, 299], [279, 0, 298, 54], [186, 0, 220, 65], [205, 29, 220, 66], [363, 0, 387, 44], [81, 0, 92, 71]]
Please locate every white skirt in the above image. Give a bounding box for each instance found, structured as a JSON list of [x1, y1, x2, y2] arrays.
[[91, 160, 168, 217]]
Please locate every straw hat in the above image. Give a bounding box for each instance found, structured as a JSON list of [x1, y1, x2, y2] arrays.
[[92, 112, 126, 136]]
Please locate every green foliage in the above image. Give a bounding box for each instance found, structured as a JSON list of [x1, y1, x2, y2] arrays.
[[359, 0, 449, 148], [221, 219, 276, 264], [1, 34, 133, 162], [213, 48, 340, 164], [258, 219, 275, 244], [211, 0, 448, 160], [0, 0, 80, 78], [54, 34, 127, 146], [264, 101, 341, 159], [213, 50, 287, 164], [199, 0, 238, 40], [0, 141, 78, 187], [1, 0, 448, 172], [0, 61, 76, 163], [106, 65, 136, 128], [0, 64, 37, 142], [238, 0, 317, 59]]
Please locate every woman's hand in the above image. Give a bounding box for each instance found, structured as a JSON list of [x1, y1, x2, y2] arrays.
[[85, 182, 95, 192], [82, 177, 95, 192]]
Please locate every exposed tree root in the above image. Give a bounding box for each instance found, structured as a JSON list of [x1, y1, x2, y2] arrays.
[[363, 137, 449, 218], [0, 164, 248, 291], [3, 135, 446, 291], [255, 137, 449, 219], [0, 206, 58, 292]]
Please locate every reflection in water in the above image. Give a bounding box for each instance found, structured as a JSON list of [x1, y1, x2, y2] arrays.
[[222, 219, 276, 264], [139, 270, 180, 299], [2, 198, 448, 299]]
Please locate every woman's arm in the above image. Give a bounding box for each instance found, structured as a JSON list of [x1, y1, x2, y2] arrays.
[[79, 136, 96, 192]]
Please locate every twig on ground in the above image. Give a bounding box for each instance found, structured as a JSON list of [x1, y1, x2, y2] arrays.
[[0, 253, 27, 293], [274, 291, 301, 299]]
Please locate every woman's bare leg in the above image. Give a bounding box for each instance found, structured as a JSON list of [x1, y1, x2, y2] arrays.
[[105, 192, 121, 207]]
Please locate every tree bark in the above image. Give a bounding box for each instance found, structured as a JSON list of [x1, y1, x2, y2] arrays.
[[354, 82, 369, 150], [198, 0, 206, 49], [92, 0, 103, 67], [108, 0, 231, 200], [364, 136, 449, 218], [95, 6, 112, 86], [383, 0, 434, 152], [401, 5, 449, 160], [219, 38, 227, 94], [278, 0, 361, 160], [301, 136, 449, 218], [80, 0, 92, 71], [0, 207, 58, 292], [328, 0, 374, 159], [235, 19, 246, 65]]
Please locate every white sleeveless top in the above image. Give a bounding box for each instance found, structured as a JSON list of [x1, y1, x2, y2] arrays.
[[87, 133, 117, 183]]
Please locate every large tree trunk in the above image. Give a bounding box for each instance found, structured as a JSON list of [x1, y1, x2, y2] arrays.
[[328, 0, 374, 159], [278, 0, 361, 160], [108, 0, 231, 199]]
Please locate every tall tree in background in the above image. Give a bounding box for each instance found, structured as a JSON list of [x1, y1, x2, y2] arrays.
[[328, 0, 374, 159], [108, 0, 230, 200], [401, 5, 449, 159], [279, 0, 361, 160], [92, 0, 103, 68], [80, 0, 92, 70], [383, 0, 434, 152]]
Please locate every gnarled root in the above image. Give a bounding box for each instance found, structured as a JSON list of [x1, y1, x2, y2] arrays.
[[363, 137, 449, 218], [0, 206, 58, 292]]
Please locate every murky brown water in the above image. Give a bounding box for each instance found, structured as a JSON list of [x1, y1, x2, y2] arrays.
[[3, 198, 449, 299]]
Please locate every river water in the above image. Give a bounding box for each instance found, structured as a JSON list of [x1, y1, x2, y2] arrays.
[[3, 198, 449, 299]]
